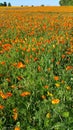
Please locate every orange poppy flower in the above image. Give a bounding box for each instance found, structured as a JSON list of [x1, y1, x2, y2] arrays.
[[41, 48, 45, 51], [13, 62, 17, 67], [2, 43, 12, 51], [0, 74, 3, 77], [12, 108, 18, 121], [44, 85, 49, 89], [51, 58, 54, 62], [54, 76, 59, 81], [27, 48, 30, 52], [6, 92, 12, 98], [32, 47, 36, 52], [22, 47, 26, 51], [17, 76, 23, 81], [25, 58, 29, 64], [17, 62, 26, 69], [66, 66, 73, 71], [34, 57, 38, 61], [20, 91, 31, 97], [37, 66, 41, 71], [0, 91, 12, 99], [30, 55, 33, 59], [0, 61, 6, 65], [2, 43, 12, 48], [0, 104, 4, 110], [0, 50, 4, 54], [14, 126, 20, 130], [62, 54, 65, 59], [47, 68, 51, 71], [0, 91, 7, 99], [41, 95, 46, 99], [52, 99, 60, 104], [56, 61, 60, 65], [6, 78, 11, 82]]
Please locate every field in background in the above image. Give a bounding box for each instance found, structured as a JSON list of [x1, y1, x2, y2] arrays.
[[0, 6, 73, 12], [0, 7, 73, 130]]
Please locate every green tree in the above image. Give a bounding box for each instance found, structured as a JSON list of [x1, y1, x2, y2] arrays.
[[0, 2, 7, 6], [41, 4, 45, 6], [0, 3, 4, 6], [8, 2, 11, 6], [59, 0, 73, 6], [3, 2, 7, 6]]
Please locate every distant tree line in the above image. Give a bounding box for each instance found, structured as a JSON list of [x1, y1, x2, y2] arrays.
[[0, 1, 11, 6], [59, 0, 73, 6]]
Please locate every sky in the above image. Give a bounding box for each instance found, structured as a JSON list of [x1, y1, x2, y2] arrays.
[[0, 0, 60, 6]]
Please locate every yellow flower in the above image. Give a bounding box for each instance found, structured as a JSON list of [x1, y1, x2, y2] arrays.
[[46, 113, 51, 118], [52, 99, 60, 104], [55, 83, 60, 87], [66, 86, 71, 90], [61, 80, 64, 83], [53, 44, 55, 48], [11, 85, 16, 89], [47, 92, 53, 97]]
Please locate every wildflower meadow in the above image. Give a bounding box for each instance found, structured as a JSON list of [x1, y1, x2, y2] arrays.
[[0, 6, 73, 130]]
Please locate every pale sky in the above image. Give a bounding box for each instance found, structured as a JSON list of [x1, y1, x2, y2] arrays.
[[0, 0, 60, 6]]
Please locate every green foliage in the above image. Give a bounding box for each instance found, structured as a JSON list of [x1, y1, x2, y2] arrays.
[[0, 3, 4, 6], [3, 2, 7, 6], [59, 0, 73, 6], [41, 4, 45, 6], [0, 1, 11, 6], [8, 2, 11, 6]]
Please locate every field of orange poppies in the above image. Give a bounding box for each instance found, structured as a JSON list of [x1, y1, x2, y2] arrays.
[[0, 6, 73, 130]]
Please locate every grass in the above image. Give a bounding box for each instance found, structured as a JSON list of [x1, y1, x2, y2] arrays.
[[0, 7, 73, 130]]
